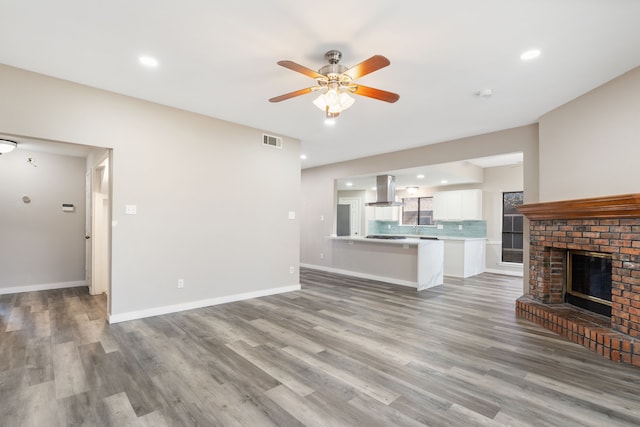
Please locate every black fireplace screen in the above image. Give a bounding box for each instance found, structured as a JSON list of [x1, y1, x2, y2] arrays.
[[566, 250, 612, 316]]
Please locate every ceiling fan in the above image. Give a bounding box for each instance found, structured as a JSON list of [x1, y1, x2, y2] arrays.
[[269, 50, 399, 119]]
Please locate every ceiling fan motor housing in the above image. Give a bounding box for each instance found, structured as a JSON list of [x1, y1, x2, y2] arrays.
[[318, 63, 348, 78], [318, 50, 350, 87]]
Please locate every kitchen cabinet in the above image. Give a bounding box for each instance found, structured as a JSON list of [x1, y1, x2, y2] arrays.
[[442, 238, 486, 278], [374, 206, 400, 221], [433, 189, 482, 220]]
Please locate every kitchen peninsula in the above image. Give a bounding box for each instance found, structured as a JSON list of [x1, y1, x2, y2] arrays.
[[330, 236, 444, 290]]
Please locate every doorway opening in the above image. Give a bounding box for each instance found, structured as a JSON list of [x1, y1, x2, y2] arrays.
[[87, 152, 112, 313]]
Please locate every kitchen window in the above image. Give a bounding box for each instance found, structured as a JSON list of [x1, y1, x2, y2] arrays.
[[502, 191, 524, 263], [402, 197, 433, 225]]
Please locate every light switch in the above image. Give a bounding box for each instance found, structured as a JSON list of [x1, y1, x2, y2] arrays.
[[288, 211, 296, 220], [125, 205, 137, 215]]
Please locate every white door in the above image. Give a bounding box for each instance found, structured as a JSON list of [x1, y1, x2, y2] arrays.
[[91, 156, 111, 296], [338, 197, 362, 236], [85, 170, 92, 289]]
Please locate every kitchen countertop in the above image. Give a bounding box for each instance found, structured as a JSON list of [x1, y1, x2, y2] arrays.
[[330, 236, 433, 246], [330, 235, 486, 243]]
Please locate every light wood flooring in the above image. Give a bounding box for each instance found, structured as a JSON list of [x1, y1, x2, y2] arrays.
[[1, 269, 639, 426]]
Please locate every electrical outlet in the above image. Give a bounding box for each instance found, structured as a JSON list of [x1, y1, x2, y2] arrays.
[[177, 279, 184, 288], [289, 266, 295, 274], [458, 224, 463, 230], [320, 252, 324, 259]]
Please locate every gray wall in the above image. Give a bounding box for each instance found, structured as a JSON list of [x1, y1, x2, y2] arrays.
[[301, 125, 539, 277], [539, 66, 640, 202], [483, 164, 524, 275], [0, 64, 301, 320], [0, 149, 86, 289]]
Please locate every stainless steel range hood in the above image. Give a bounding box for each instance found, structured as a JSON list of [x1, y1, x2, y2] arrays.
[[366, 175, 403, 206]]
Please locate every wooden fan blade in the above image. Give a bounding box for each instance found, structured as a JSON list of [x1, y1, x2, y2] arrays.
[[269, 87, 318, 103], [277, 60, 325, 79], [344, 55, 390, 80], [351, 84, 399, 103]]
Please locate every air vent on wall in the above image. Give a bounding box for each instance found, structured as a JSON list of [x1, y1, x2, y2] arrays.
[[263, 134, 283, 149]]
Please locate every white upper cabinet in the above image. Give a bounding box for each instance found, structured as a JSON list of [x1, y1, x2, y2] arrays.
[[433, 190, 482, 220]]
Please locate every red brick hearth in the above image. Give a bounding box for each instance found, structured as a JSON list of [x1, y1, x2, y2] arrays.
[[517, 194, 640, 367]]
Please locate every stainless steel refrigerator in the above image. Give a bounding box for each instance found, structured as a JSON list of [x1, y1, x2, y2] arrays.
[[336, 204, 350, 236]]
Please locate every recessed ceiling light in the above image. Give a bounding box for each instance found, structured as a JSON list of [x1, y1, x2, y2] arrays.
[[417, 174, 425, 179], [441, 180, 448, 184], [300, 154, 307, 160], [406, 186, 419, 195], [520, 49, 541, 61], [346, 182, 353, 187], [138, 56, 159, 67], [324, 118, 336, 126], [475, 88, 493, 98]]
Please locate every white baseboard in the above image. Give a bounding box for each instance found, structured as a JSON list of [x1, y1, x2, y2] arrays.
[[108, 284, 301, 324], [300, 263, 417, 288], [0, 280, 86, 295]]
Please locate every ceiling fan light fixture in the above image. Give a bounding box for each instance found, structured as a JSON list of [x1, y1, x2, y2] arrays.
[[0, 138, 18, 154], [313, 89, 355, 115]]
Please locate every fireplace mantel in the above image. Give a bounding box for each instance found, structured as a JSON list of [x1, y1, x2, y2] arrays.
[[517, 193, 640, 220]]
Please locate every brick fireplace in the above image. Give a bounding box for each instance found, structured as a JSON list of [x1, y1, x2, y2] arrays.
[[516, 194, 640, 367]]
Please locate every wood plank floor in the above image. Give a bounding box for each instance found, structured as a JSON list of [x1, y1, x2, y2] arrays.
[[1, 269, 639, 426]]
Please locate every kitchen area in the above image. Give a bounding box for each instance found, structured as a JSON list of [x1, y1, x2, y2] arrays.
[[305, 154, 524, 289]]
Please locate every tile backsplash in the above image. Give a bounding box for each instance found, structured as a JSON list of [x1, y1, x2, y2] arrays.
[[368, 220, 487, 238]]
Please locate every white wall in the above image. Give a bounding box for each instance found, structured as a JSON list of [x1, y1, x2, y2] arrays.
[[0, 149, 86, 292], [539, 66, 640, 202], [301, 125, 539, 282], [0, 64, 301, 321]]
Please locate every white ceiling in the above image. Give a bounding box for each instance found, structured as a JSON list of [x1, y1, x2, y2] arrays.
[[336, 152, 523, 191], [1, 1, 639, 169]]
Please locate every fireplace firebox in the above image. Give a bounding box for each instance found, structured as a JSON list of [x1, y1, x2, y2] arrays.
[[566, 250, 612, 317]]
